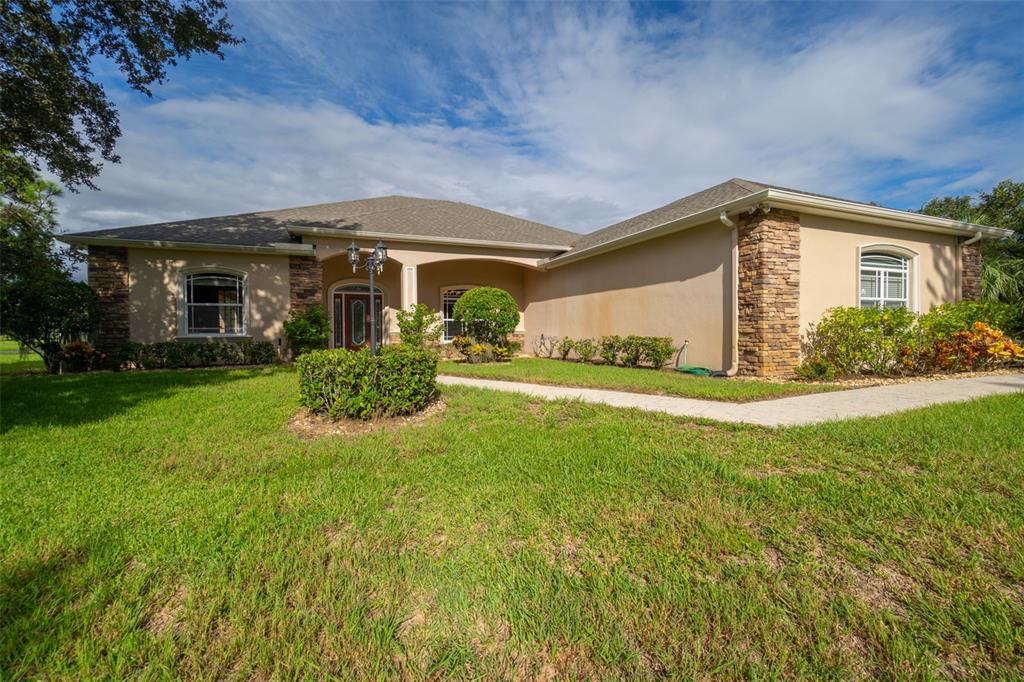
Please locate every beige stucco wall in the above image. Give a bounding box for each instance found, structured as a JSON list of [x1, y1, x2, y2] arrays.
[[127, 248, 290, 344], [417, 260, 527, 332], [524, 220, 732, 370], [799, 215, 960, 332]]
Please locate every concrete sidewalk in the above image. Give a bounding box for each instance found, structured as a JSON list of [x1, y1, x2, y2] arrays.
[[437, 373, 1024, 426]]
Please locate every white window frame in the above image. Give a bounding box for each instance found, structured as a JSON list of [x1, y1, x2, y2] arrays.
[[857, 244, 918, 311], [177, 268, 249, 338], [440, 285, 477, 342]]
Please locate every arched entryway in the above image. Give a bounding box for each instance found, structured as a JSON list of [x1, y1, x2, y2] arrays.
[[329, 282, 385, 350]]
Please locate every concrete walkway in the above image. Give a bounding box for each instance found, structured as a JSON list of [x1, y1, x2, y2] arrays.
[[438, 373, 1024, 426]]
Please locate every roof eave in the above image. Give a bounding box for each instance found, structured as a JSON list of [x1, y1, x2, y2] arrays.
[[764, 189, 1015, 239], [544, 188, 1014, 269], [57, 234, 315, 256], [543, 191, 768, 268], [286, 225, 572, 253]]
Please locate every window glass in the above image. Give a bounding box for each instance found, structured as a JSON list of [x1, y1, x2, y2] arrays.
[[351, 299, 366, 345], [442, 288, 470, 341], [859, 251, 909, 309], [185, 273, 244, 334]]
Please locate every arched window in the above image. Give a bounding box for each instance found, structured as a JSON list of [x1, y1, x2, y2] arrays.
[[184, 272, 245, 335], [859, 251, 910, 309]]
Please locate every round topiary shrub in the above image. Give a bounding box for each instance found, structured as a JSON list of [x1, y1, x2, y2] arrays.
[[296, 345, 438, 420], [452, 286, 519, 346]]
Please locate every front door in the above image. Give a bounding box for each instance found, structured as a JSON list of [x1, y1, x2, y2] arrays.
[[333, 291, 383, 350]]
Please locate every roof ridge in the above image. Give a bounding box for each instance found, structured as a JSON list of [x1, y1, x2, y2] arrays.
[[446, 200, 580, 236], [728, 178, 769, 193]]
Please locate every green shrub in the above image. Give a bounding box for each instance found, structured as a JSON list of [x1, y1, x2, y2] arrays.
[[639, 336, 675, 368], [794, 354, 837, 381], [557, 337, 575, 361], [598, 336, 621, 365], [283, 303, 330, 358], [798, 301, 1021, 378], [452, 287, 519, 346], [800, 306, 918, 377], [296, 345, 438, 420], [58, 341, 103, 373], [113, 340, 277, 370], [918, 301, 1022, 342], [574, 338, 597, 363], [396, 303, 442, 347], [451, 336, 513, 363], [619, 336, 644, 368], [241, 340, 278, 365]]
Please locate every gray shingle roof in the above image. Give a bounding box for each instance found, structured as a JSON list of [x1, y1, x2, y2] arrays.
[[569, 179, 770, 251], [68, 195, 580, 248]]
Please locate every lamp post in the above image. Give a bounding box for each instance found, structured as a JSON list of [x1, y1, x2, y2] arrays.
[[346, 240, 388, 356]]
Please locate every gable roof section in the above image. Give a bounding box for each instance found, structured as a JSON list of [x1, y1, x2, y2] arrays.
[[62, 195, 579, 252], [569, 179, 765, 251], [545, 178, 1014, 267]]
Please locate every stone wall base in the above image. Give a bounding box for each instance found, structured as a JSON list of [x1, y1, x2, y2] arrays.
[[960, 240, 982, 301], [737, 209, 801, 377], [88, 246, 130, 352]]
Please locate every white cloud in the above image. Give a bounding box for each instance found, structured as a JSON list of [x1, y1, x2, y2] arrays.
[[56, 3, 1023, 235]]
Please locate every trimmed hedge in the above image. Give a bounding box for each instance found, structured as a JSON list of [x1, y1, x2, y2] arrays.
[[296, 345, 438, 420], [538, 334, 676, 368], [116, 340, 278, 370], [598, 334, 675, 368]]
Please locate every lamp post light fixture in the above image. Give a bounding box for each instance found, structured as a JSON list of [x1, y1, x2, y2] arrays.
[[346, 240, 388, 355]]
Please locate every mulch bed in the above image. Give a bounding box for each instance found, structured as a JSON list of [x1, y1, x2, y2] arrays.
[[286, 399, 448, 438]]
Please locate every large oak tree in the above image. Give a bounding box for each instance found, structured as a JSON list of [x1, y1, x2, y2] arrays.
[[1, 0, 241, 189]]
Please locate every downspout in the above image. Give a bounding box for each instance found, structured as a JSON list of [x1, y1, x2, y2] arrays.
[[719, 211, 739, 376], [957, 231, 983, 301]]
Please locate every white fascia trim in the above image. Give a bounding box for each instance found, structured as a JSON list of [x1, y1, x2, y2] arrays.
[[543, 188, 1015, 269], [543, 191, 768, 268], [764, 189, 1015, 239], [57, 234, 315, 256], [286, 226, 572, 253]]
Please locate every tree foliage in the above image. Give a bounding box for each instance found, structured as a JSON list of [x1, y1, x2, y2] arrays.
[[1, 0, 241, 189], [1, 152, 99, 372], [920, 179, 1024, 310]]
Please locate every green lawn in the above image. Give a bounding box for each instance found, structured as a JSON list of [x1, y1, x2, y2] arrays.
[[439, 356, 836, 401], [2, 368, 1022, 678], [0, 338, 44, 374]]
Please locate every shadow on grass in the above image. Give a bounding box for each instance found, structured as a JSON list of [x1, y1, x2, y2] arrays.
[[0, 524, 137, 676], [0, 367, 271, 433]]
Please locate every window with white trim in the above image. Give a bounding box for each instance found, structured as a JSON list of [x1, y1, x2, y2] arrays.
[[441, 287, 471, 341], [185, 273, 245, 335], [859, 252, 909, 309]]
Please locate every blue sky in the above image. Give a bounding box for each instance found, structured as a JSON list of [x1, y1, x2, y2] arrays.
[[59, 1, 1024, 235]]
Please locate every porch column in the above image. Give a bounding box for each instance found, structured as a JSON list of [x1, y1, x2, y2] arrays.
[[391, 264, 418, 344]]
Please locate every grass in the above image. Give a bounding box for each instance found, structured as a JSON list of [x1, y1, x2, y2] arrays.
[[0, 338, 44, 374], [1, 367, 1022, 678], [439, 356, 836, 401]]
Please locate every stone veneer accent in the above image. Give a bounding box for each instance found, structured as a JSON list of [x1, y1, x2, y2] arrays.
[[960, 240, 982, 301], [88, 246, 130, 351], [289, 255, 323, 314], [737, 209, 801, 377]]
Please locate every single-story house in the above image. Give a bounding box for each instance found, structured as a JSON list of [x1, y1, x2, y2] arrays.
[[60, 179, 1013, 376]]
